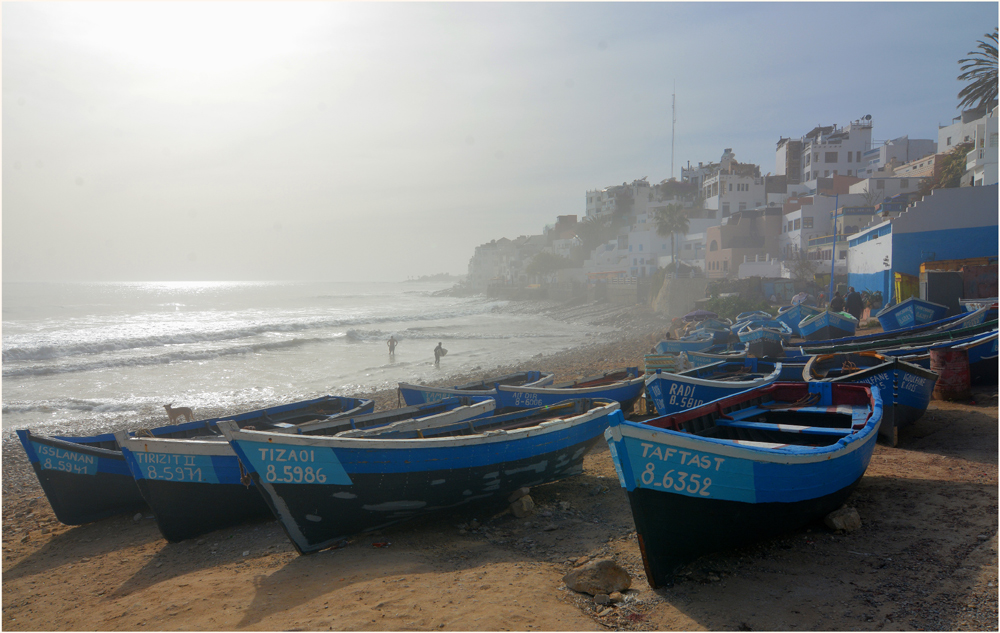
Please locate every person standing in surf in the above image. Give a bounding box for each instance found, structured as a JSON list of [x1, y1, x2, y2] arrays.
[[434, 342, 445, 367], [387, 336, 398, 357]]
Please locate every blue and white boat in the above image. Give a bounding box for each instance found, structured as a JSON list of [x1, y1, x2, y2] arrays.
[[115, 397, 490, 542], [797, 306, 989, 350], [737, 320, 793, 359], [15, 395, 374, 526], [803, 351, 937, 447], [645, 358, 782, 415], [734, 310, 773, 324], [604, 381, 882, 588], [798, 310, 859, 341], [889, 329, 998, 386], [775, 303, 823, 337], [654, 332, 715, 355], [876, 297, 950, 332], [220, 398, 622, 554], [397, 370, 554, 406], [494, 367, 645, 411]]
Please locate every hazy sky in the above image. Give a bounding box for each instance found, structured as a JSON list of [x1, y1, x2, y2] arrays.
[[4, 2, 995, 282]]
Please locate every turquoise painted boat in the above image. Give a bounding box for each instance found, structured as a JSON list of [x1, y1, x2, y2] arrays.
[[876, 297, 949, 332]]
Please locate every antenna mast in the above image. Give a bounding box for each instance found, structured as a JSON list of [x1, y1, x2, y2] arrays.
[[671, 82, 676, 181]]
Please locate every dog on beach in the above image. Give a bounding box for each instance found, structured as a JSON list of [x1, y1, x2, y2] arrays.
[[164, 403, 194, 424]]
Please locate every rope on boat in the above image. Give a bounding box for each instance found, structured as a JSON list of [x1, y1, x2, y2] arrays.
[[760, 392, 820, 410], [841, 360, 859, 372], [238, 459, 253, 488], [135, 428, 154, 438]]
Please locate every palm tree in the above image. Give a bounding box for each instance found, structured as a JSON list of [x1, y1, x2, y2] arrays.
[[655, 204, 690, 274], [957, 28, 998, 111]]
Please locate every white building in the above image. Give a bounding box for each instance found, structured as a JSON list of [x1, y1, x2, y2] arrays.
[[938, 107, 993, 153], [859, 136, 937, 179], [776, 118, 874, 183], [847, 176, 922, 203], [964, 107, 998, 186]]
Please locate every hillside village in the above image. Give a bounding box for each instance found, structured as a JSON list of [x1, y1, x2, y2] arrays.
[[463, 104, 998, 314]]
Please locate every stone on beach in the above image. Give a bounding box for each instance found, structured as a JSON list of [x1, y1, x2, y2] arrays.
[[824, 506, 862, 532], [510, 495, 535, 518], [563, 558, 631, 595]]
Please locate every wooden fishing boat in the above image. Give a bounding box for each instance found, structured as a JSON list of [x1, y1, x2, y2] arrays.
[[797, 307, 989, 349], [798, 317, 997, 355], [604, 381, 882, 588], [115, 397, 491, 542], [15, 395, 373, 526], [876, 297, 949, 332], [645, 359, 782, 415], [798, 310, 858, 341], [493, 367, 645, 411], [889, 329, 998, 386], [397, 370, 554, 406], [220, 398, 622, 554], [654, 332, 715, 354], [775, 303, 823, 337], [803, 352, 937, 446], [737, 321, 792, 359]]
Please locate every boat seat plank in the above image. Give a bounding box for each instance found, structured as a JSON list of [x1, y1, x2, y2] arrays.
[[715, 419, 853, 436]]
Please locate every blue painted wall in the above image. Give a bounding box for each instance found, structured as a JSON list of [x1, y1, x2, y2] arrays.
[[892, 226, 999, 276]]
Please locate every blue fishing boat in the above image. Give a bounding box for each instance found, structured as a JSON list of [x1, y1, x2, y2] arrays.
[[15, 395, 374, 526], [220, 398, 622, 554], [737, 320, 793, 359], [604, 381, 882, 588], [115, 397, 491, 542], [654, 332, 715, 354], [645, 358, 782, 415], [734, 310, 773, 324], [775, 303, 823, 337], [397, 370, 554, 406], [797, 307, 989, 349], [803, 352, 937, 447], [890, 329, 998, 385], [876, 297, 950, 332], [685, 349, 747, 368], [494, 367, 645, 411], [798, 310, 858, 341]]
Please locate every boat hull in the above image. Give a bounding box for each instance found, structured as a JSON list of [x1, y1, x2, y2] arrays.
[[224, 403, 621, 553], [877, 297, 949, 332], [494, 370, 645, 411], [803, 354, 938, 446], [625, 474, 863, 588], [605, 381, 881, 588], [16, 431, 146, 525], [118, 398, 489, 542], [775, 304, 823, 337], [645, 360, 781, 416], [799, 311, 858, 341], [397, 371, 554, 406]]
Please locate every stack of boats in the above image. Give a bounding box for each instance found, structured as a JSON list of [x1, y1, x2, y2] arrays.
[[16, 296, 997, 590]]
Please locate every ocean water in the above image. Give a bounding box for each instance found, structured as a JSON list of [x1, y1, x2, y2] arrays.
[[2, 281, 611, 437]]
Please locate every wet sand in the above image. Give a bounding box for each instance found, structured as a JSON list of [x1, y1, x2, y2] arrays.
[[3, 303, 997, 631]]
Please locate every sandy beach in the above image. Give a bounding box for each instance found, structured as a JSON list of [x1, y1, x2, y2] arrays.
[[2, 303, 997, 631]]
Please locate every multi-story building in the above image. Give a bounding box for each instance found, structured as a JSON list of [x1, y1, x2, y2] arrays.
[[938, 105, 996, 153], [847, 176, 922, 205], [859, 136, 936, 179], [964, 107, 998, 186], [776, 118, 874, 183], [704, 208, 782, 279]]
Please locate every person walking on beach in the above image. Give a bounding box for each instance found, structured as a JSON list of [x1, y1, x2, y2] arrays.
[[387, 336, 398, 357], [818, 290, 827, 308], [434, 342, 445, 367], [829, 291, 845, 313], [845, 287, 864, 322]]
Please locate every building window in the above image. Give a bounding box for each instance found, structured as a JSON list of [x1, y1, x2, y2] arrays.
[[839, 251, 847, 260], [847, 152, 852, 163], [824, 170, 830, 177], [723, 260, 728, 271], [722, 202, 730, 216], [946, 136, 952, 146], [805, 154, 811, 165], [876, 180, 885, 189], [803, 217, 813, 229], [709, 240, 718, 252], [729, 183, 733, 191], [739, 202, 747, 212], [900, 178, 909, 187], [793, 219, 800, 230], [856, 151, 861, 162], [825, 151, 838, 163], [847, 169, 852, 176]]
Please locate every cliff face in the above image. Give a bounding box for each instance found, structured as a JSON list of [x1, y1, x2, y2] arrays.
[[652, 277, 710, 318]]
